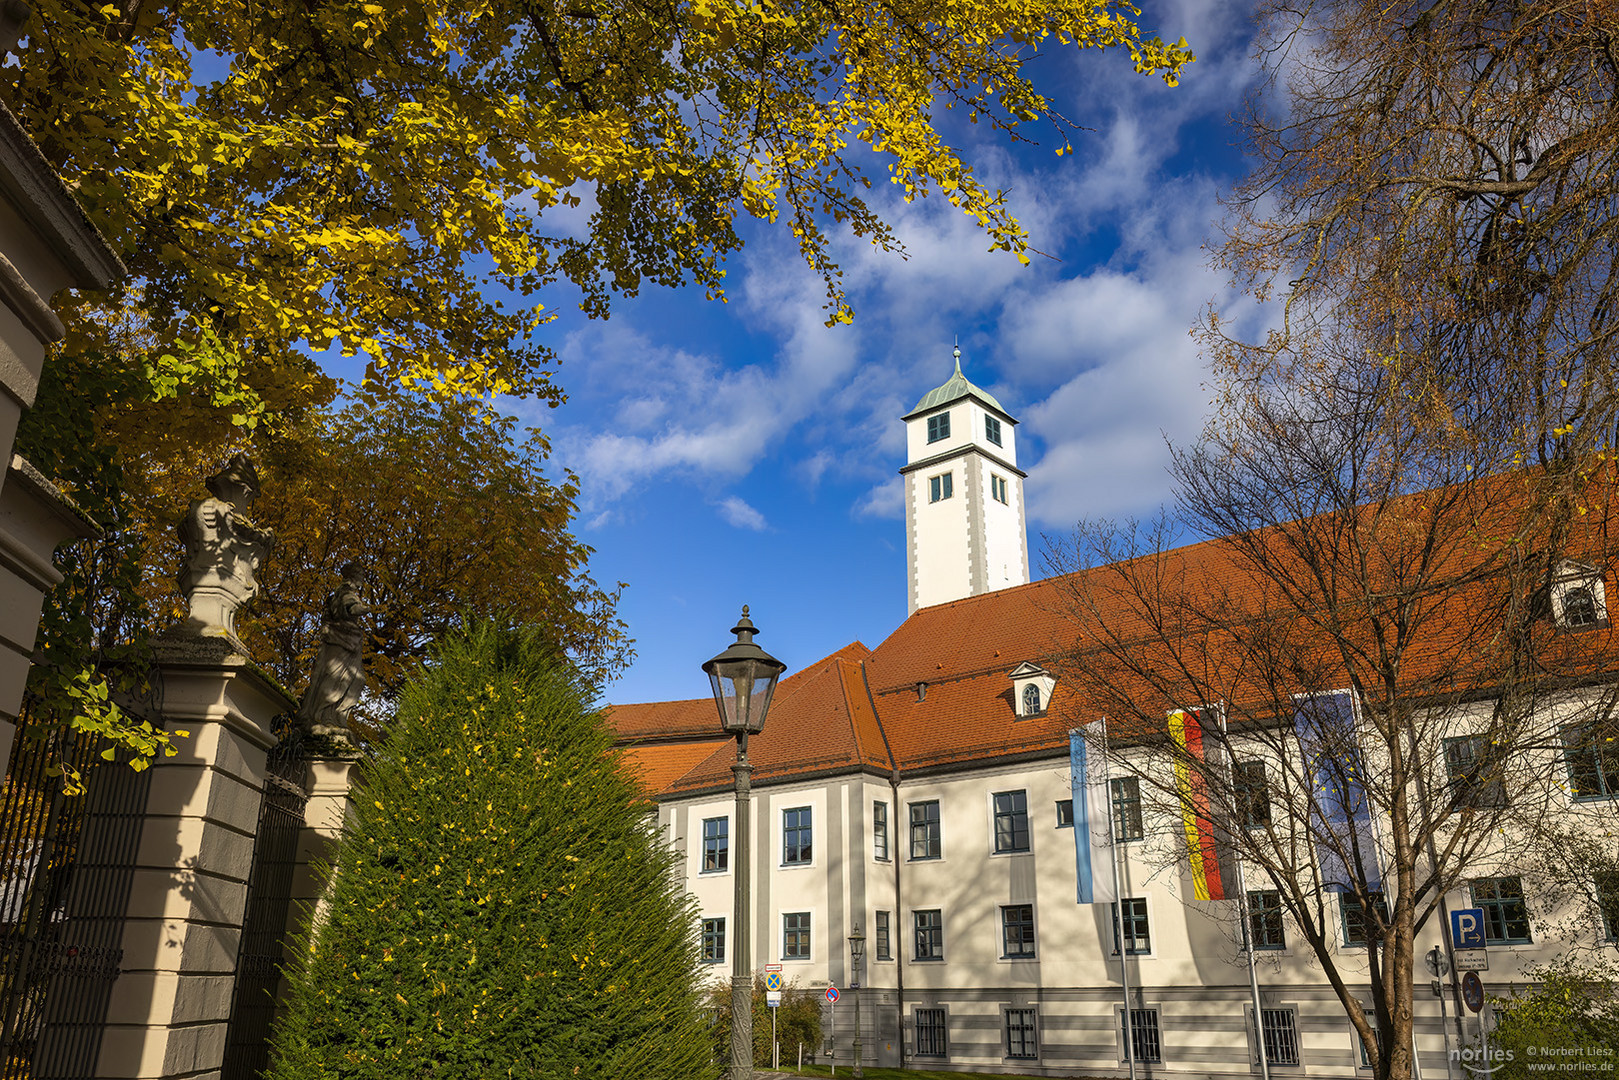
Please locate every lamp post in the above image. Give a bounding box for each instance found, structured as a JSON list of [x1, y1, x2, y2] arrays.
[[848, 922, 866, 1078], [704, 606, 786, 1080]]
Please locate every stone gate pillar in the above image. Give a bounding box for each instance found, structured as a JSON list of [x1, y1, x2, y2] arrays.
[[94, 636, 293, 1079]]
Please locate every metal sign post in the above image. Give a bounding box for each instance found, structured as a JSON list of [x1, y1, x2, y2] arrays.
[[1426, 947, 1457, 1080]]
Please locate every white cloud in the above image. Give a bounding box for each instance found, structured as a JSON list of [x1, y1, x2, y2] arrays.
[[854, 477, 904, 520], [717, 496, 768, 531]]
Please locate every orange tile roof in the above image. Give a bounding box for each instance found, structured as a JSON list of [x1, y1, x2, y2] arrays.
[[609, 471, 1619, 799], [619, 740, 732, 795]]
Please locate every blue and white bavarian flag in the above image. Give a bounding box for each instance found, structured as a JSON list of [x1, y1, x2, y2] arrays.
[[1071, 721, 1118, 904]]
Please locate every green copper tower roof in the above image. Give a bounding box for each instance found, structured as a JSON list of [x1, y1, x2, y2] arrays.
[[904, 345, 1010, 419]]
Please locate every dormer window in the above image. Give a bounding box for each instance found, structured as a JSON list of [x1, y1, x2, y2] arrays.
[[927, 412, 951, 443], [1009, 661, 1057, 718], [986, 416, 1002, 446], [1551, 560, 1609, 630]]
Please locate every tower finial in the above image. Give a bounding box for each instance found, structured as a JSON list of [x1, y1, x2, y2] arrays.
[[952, 339, 962, 375]]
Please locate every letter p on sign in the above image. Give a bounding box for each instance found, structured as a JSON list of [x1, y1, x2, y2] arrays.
[[1452, 908, 1486, 949]]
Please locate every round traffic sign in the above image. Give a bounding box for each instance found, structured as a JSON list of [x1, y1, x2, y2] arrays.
[[1461, 970, 1484, 1013], [1424, 946, 1450, 977], [826, 985, 839, 1003]]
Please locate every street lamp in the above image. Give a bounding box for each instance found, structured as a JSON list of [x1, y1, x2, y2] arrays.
[[848, 921, 866, 1078], [704, 606, 786, 1080]]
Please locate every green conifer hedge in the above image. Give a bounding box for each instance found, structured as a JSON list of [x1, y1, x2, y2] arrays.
[[269, 623, 719, 1080]]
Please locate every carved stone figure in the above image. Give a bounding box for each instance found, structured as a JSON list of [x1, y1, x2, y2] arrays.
[[177, 453, 273, 643], [297, 561, 371, 738]]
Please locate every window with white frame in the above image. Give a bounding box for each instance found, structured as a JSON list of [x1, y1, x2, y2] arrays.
[[701, 816, 728, 873], [1249, 890, 1286, 949], [914, 909, 944, 960], [1005, 1007, 1036, 1059], [915, 1008, 948, 1056], [701, 917, 725, 963], [1562, 719, 1619, 799], [1472, 876, 1532, 943], [985, 415, 1003, 446], [1121, 1008, 1162, 1064], [782, 807, 812, 865], [1236, 760, 1272, 827], [1551, 560, 1609, 629], [910, 800, 941, 859], [1260, 1008, 1301, 1067], [929, 472, 954, 502], [1444, 735, 1507, 809], [1001, 904, 1035, 958], [993, 790, 1030, 853], [873, 800, 890, 860], [1021, 683, 1042, 715], [926, 412, 951, 444], [1112, 897, 1150, 954], [875, 910, 892, 959], [1055, 799, 1074, 827], [1596, 872, 1619, 941], [990, 474, 1009, 504], [782, 912, 811, 959], [1111, 777, 1144, 841]]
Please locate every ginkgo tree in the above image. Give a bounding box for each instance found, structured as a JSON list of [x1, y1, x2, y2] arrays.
[[12, 0, 1190, 408]]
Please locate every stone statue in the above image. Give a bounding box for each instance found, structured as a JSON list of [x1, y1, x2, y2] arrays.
[[178, 453, 273, 643], [297, 561, 371, 738]]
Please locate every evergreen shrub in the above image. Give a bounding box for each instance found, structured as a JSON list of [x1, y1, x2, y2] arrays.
[[269, 622, 717, 1080]]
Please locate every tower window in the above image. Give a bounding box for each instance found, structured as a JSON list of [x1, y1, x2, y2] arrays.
[[991, 475, 1009, 504], [927, 412, 951, 443], [929, 472, 953, 502], [985, 415, 1002, 446]]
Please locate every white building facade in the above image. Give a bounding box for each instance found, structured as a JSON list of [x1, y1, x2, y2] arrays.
[[609, 357, 1619, 1078]]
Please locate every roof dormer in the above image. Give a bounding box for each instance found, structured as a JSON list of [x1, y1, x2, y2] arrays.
[[1550, 559, 1609, 630], [1008, 661, 1056, 718]]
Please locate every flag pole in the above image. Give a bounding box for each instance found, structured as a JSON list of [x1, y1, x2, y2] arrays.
[[1236, 857, 1272, 1080], [1101, 717, 1137, 1080]]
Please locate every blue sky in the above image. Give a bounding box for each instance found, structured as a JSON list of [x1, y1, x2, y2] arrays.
[[501, 0, 1268, 706]]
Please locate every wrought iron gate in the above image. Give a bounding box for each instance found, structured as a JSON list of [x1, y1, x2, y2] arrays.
[[0, 703, 151, 1080], [220, 730, 309, 1080]]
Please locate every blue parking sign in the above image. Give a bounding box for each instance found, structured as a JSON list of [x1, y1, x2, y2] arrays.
[[1452, 907, 1486, 949]]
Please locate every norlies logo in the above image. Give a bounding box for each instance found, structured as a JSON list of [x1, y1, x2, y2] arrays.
[[1452, 1045, 1515, 1077]]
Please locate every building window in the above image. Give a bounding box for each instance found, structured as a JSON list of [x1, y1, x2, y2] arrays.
[[1001, 904, 1036, 958], [1596, 873, 1619, 941], [1563, 584, 1604, 627], [1020, 683, 1042, 715], [1341, 891, 1388, 946], [1249, 890, 1286, 949], [991, 474, 1009, 504], [928, 472, 953, 502], [913, 909, 944, 960], [1111, 777, 1144, 841], [701, 816, 728, 873], [1122, 1008, 1162, 1064], [873, 800, 890, 860], [1056, 799, 1074, 827], [1444, 735, 1506, 809], [1112, 897, 1150, 954], [701, 917, 725, 963], [875, 911, 892, 960], [1357, 1019, 1386, 1069], [783, 807, 812, 865], [1472, 876, 1532, 943], [1260, 1008, 1301, 1067], [993, 790, 1031, 853], [1236, 760, 1271, 827], [1562, 721, 1619, 799], [1005, 1008, 1037, 1060], [915, 1008, 948, 1057], [926, 412, 951, 444], [783, 912, 811, 959], [910, 800, 941, 860], [985, 415, 1003, 446]]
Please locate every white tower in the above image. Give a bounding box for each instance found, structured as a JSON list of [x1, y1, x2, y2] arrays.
[[902, 347, 1029, 614]]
